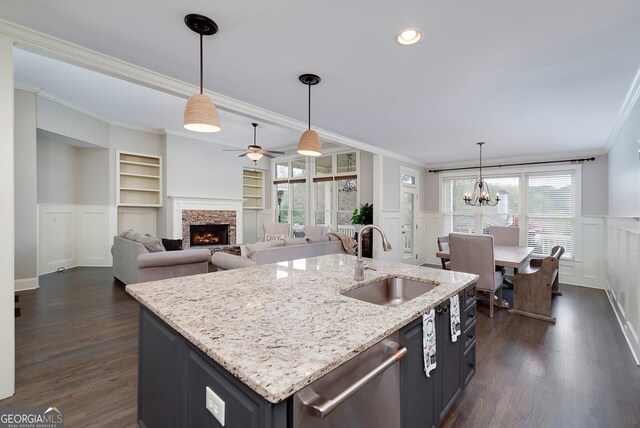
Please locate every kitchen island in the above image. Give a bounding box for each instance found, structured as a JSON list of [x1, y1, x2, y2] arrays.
[[127, 253, 478, 428]]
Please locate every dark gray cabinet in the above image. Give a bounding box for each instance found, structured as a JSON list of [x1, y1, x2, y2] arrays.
[[138, 307, 287, 428], [138, 283, 477, 428], [399, 283, 477, 428]]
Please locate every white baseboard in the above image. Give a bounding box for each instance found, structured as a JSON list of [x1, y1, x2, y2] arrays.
[[15, 277, 39, 292], [606, 289, 640, 366]]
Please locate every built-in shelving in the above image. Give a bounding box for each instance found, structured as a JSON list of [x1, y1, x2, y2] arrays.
[[117, 151, 162, 207], [243, 169, 264, 210]]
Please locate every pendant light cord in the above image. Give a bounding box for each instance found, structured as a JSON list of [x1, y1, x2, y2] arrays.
[[307, 84, 311, 130], [199, 33, 204, 94], [479, 143, 483, 181]]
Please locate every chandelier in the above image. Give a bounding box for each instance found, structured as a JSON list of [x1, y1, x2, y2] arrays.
[[340, 154, 357, 192], [463, 142, 500, 206]]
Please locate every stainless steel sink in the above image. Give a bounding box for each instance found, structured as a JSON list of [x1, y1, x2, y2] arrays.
[[342, 277, 438, 307]]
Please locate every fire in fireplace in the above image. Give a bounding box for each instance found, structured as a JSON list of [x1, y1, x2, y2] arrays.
[[189, 224, 229, 246]]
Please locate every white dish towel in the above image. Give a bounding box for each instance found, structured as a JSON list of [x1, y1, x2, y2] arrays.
[[423, 309, 436, 377], [450, 295, 461, 342]]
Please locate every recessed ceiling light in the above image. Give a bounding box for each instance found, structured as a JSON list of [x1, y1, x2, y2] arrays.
[[396, 28, 422, 45]]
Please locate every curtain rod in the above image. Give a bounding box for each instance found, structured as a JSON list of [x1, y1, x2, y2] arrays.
[[428, 157, 595, 173]]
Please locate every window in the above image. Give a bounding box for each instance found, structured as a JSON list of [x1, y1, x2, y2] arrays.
[[481, 176, 520, 232], [273, 159, 308, 225], [312, 152, 359, 230], [525, 172, 575, 257], [442, 177, 478, 233], [441, 167, 578, 258]]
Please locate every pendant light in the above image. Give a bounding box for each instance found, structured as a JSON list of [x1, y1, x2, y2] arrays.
[[183, 14, 221, 133], [297, 74, 322, 156], [246, 123, 263, 163]]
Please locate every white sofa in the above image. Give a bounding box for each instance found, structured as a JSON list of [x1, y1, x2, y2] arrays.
[[211, 238, 350, 270], [111, 234, 211, 284]]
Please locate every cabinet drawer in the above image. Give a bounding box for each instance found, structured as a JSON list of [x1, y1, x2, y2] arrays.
[[462, 303, 476, 330], [463, 324, 476, 352], [463, 345, 476, 386], [463, 285, 476, 308]]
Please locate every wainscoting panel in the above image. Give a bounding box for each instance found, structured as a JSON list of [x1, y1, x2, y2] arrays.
[[39, 205, 117, 275], [78, 206, 116, 266], [423, 212, 441, 266], [375, 211, 402, 261], [38, 205, 76, 274], [605, 217, 640, 365]]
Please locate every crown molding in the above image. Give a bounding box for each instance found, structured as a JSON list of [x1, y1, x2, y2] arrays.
[[0, 18, 427, 168], [14, 82, 40, 93], [605, 65, 640, 152], [425, 149, 608, 171], [163, 129, 246, 148]]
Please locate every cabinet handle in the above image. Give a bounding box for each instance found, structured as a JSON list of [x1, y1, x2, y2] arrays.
[[443, 306, 449, 313], [467, 362, 474, 368], [468, 312, 475, 318], [468, 290, 475, 297], [467, 334, 474, 340], [436, 307, 443, 314]]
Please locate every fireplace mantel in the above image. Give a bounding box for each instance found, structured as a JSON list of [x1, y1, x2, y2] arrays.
[[169, 196, 243, 244]]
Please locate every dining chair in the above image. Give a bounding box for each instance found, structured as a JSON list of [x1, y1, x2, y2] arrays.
[[550, 245, 565, 295], [449, 233, 504, 318], [488, 225, 519, 246], [436, 236, 450, 270], [510, 249, 561, 323], [489, 225, 520, 286]]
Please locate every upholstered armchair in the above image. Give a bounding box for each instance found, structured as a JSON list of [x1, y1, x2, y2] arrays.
[[510, 246, 562, 323], [262, 222, 291, 241], [449, 233, 504, 318], [437, 236, 450, 270], [550, 245, 565, 295]]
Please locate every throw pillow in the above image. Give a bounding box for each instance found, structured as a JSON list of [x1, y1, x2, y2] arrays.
[[161, 238, 183, 251], [265, 233, 286, 241], [134, 234, 165, 252], [123, 230, 139, 240], [303, 225, 330, 239], [245, 239, 284, 258], [284, 238, 308, 246]]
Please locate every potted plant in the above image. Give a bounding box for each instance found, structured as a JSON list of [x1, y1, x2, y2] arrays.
[[351, 203, 373, 257], [351, 203, 373, 228]]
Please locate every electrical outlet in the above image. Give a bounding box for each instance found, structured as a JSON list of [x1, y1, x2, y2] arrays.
[[206, 386, 225, 426]]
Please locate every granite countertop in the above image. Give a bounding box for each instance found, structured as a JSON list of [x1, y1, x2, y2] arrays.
[[126, 253, 478, 404]]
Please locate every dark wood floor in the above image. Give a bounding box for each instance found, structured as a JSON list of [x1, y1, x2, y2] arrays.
[[2, 268, 138, 427], [2, 268, 639, 427]]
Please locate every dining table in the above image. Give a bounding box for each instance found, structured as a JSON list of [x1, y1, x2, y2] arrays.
[[435, 245, 535, 308]]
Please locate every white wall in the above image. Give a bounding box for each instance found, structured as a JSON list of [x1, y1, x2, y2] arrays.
[[608, 99, 640, 217], [14, 89, 38, 290], [166, 133, 255, 199], [359, 151, 374, 204], [605, 89, 640, 364], [37, 136, 76, 204], [36, 96, 109, 148], [582, 154, 609, 216], [0, 34, 15, 399]]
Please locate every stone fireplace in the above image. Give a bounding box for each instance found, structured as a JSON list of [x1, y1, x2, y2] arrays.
[[181, 209, 236, 248]]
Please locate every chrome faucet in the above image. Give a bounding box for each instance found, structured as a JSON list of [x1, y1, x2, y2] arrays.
[[354, 224, 392, 281]]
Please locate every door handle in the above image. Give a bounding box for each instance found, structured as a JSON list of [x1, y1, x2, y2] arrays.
[[299, 341, 407, 418]]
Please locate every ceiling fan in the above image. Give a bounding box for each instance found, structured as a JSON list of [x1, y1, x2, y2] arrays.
[[223, 123, 284, 163]]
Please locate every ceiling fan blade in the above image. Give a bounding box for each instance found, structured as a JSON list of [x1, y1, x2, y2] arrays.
[[223, 149, 247, 152], [262, 150, 286, 155], [238, 152, 249, 157], [262, 153, 275, 159]]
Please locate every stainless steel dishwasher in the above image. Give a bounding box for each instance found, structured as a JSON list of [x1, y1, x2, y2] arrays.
[[293, 332, 406, 428]]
